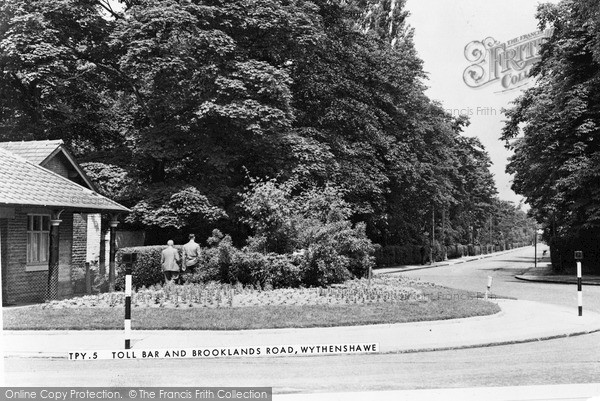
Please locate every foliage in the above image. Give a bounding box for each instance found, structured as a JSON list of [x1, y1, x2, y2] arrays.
[[42, 276, 435, 309], [501, 0, 600, 271], [6, 276, 500, 331], [80, 162, 135, 202], [0, 0, 535, 254], [125, 185, 227, 229], [265, 253, 303, 289], [548, 229, 600, 274], [239, 179, 299, 254], [125, 229, 302, 289], [240, 179, 376, 285], [375, 242, 529, 267], [115, 245, 180, 290]]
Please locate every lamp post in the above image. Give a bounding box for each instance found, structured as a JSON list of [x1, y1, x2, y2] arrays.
[[534, 228, 543, 268], [430, 207, 434, 264], [108, 215, 119, 292]]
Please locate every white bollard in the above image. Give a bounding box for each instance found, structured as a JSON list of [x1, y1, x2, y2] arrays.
[[485, 276, 493, 301]]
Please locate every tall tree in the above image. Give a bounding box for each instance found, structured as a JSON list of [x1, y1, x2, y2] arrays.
[[0, 0, 125, 151], [502, 0, 600, 271], [0, 0, 523, 250]]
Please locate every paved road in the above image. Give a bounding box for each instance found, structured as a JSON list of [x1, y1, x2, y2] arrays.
[[5, 332, 600, 392], [392, 246, 600, 314], [4, 248, 600, 394]]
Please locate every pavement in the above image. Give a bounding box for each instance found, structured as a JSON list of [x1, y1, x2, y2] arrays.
[[3, 299, 600, 359], [515, 262, 600, 286], [3, 247, 600, 361]]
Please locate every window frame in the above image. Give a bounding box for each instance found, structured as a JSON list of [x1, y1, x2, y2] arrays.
[[26, 214, 51, 272]]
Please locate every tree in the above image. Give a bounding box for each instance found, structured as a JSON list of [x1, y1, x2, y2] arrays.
[[0, 0, 126, 153], [0, 0, 526, 253], [501, 0, 600, 272]]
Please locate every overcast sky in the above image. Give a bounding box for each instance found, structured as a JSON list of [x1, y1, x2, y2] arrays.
[[404, 0, 558, 207]]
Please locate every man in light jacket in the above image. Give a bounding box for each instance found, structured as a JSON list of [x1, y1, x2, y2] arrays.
[[161, 240, 181, 283]]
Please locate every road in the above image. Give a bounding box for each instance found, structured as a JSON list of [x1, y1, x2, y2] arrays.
[[4, 247, 600, 394], [395, 246, 600, 313], [5, 332, 600, 392]]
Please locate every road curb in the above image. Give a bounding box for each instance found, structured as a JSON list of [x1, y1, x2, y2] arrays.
[[515, 275, 600, 286], [7, 327, 600, 360], [383, 327, 600, 355]]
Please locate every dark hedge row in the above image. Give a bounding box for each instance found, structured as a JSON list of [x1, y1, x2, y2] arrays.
[[114, 244, 303, 290], [374, 242, 530, 268]]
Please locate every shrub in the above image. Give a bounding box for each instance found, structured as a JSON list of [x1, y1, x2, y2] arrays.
[[297, 220, 362, 286], [446, 244, 467, 259], [115, 245, 183, 290], [230, 250, 267, 286], [238, 179, 299, 254], [432, 241, 444, 262], [300, 242, 352, 287], [226, 251, 303, 288], [266, 253, 302, 288], [240, 179, 376, 286], [333, 222, 376, 278]]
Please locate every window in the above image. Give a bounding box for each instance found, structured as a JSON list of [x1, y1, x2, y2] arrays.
[[27, 214, 50, 265]]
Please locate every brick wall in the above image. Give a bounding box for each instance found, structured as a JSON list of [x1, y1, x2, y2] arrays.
[[1, 218, 7, 305], [4, 210, 46, 303], [2, 208, 74, 304], [71, 213, 87, 291]]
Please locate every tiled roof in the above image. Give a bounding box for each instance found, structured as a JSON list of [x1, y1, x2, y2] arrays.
[[0, 148, 130, 212], [0, 140, 64, 165]]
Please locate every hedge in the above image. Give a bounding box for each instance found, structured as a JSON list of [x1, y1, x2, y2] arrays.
[[374, 242, 530, 268], [115, 244, 307, 290], [115, 245, 182, 290]]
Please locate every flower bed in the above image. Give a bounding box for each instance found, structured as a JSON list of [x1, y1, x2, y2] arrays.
[[40, 276, 434, 309]]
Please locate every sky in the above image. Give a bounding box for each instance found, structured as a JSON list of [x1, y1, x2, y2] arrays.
[[404, 0, 558, 207]]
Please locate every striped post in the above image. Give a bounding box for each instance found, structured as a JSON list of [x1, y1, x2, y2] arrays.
[[577, 260, 582, 316], [123, 252, 136, 349], [125, 261, 132, 349]]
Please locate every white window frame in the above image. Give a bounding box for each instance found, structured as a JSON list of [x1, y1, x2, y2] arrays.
[[26, 214, 51, 272]]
